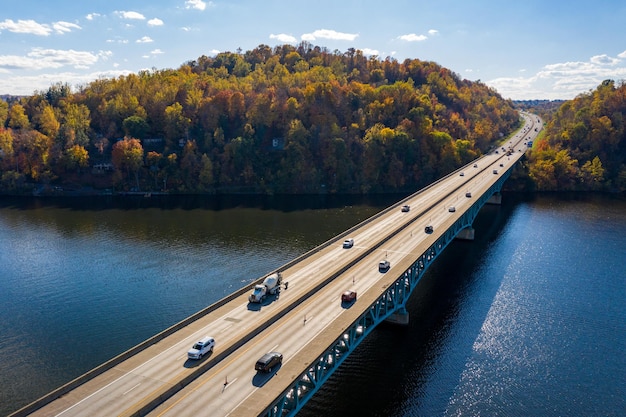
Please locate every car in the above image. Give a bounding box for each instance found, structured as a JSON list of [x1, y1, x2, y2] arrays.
[[459, 172, 464, 176], [424, 225, 434, 234], [401, 205, 410, 212], [187, 336, 215, 360], [473, 163, 478, 168], [255, 351, 283, 372], [493, 169, 498, 174], [465, 192, 472, 198], [341, 290, 357, 303], [448, 206, 456, 212], [342, 238, 354, 248], [495, 150, 499, 154], [378, 259, 390, 272], [499, 163, 504, 167]]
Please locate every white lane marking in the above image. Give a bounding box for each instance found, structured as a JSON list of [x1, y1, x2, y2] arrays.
[[123, 383, 142, 396]]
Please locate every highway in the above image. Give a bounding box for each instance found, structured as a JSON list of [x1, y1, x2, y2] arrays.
[[21, 113, 541, 417]]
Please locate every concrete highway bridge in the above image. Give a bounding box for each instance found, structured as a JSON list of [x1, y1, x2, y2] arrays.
[[12, 112, 542, 417]]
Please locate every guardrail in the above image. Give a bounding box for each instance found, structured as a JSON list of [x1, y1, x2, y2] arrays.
[[12, 115, 536, 417]]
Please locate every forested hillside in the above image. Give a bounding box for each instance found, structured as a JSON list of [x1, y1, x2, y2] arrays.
[[0, 43, 519, 194], [528, 80, 626, 192]]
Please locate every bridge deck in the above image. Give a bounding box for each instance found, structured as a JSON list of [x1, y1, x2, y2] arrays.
[[15, 113, 541, 417]]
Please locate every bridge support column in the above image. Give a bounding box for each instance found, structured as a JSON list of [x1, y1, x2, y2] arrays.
[[385, 307, 409, 326], [487, 193, 502, 205], [456, 227, 475, 241]]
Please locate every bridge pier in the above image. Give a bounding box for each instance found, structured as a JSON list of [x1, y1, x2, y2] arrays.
[[487, 193, 502, 205], [385, 307, 409, 325], [456, 226, 475, 241]]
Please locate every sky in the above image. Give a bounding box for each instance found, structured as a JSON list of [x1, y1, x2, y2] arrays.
[[1, 0, 626, 100]]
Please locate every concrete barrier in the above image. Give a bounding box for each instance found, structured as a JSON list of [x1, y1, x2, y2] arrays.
[[10, 163, 477, 417]]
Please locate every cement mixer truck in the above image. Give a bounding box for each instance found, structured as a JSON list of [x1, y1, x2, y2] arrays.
[[248, 272, 282, 303]]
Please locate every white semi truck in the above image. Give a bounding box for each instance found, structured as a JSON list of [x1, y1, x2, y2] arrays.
[[248, 272, 282, 303]]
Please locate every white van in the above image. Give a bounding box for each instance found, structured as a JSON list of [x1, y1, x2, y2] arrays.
[[187, 336, 215, 360]]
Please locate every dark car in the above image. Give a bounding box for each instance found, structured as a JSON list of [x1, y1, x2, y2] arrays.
[[401, 205, 410, 212], [255, 352, 283, 373], [341, 290, 357, 303], [424, 225, 434, 234]]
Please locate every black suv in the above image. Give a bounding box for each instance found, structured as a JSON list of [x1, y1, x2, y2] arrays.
[[255, 352, 283, 372]]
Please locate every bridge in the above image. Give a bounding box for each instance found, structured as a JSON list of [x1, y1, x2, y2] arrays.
[[13, 113, 541, 417]]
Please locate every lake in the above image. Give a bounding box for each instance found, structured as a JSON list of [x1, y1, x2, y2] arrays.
[[0, 193, 624, 416]]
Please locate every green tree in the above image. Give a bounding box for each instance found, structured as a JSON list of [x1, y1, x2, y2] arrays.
[[198, 153, 214, 190], [123, 115, 150, 139]]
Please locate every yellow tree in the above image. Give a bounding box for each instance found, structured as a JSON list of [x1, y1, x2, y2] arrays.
[[579, 156, 605, 189], [8, 103, 30, 130], [0, 128, 15, 170], [112, 137, 144, 190], [38, 104, 61, 139], [65, 144, 89, 173]]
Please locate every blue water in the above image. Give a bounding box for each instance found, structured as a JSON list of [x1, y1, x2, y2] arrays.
[[299, 194, 626, 417], [0, 193, 625, 416]]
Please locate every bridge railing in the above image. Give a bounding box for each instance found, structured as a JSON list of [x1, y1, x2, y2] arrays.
[[258, 166, 515, 417]]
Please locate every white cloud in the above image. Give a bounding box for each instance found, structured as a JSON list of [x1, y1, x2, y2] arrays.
[[398, 33, 427, 42], [0, 19, 52, 36], [99, 51, 113, 61], [590, 54, 619, 66], [301, 29, 358, 41], [148, 18, 164, 27], [362, 48, 379, 56], [53, 21, 81, 34], [0, 69, 133, 96], [86, 13, 101, 21], [115, 11, 146, 20], [618, 50, 626, 59], [185, 0, 208, 11], [136, 36, 154, 43], [428, 29, 439, 36], [270, 33, 297, 43], [486, 53, 626, 100], [0, 48, 100, 70], [142, 49, 164, 59]]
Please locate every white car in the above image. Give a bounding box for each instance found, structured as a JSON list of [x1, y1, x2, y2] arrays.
[[342, 238, 354, 248], [378, 259, 390, 272], [187, 336, 215, 360]]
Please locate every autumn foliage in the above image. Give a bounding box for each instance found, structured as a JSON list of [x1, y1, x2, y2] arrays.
[[528, 80, 626, 191], [0, 43, 520, 194]]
